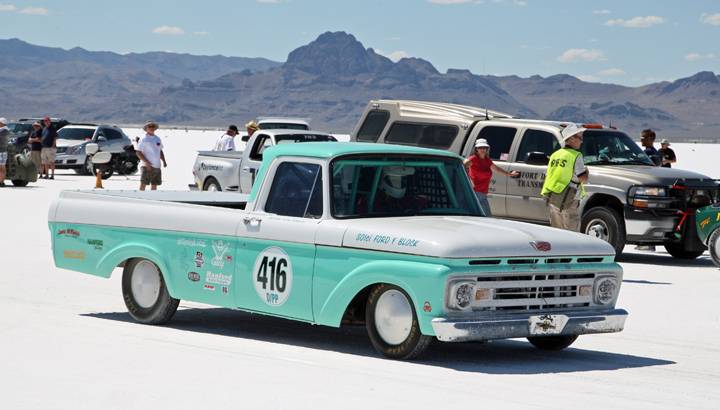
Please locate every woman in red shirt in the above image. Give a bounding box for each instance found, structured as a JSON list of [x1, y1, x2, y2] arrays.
[[463, 138, 519, 216]]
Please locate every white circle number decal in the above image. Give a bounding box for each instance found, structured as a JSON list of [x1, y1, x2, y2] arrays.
[[253, 247, 293, 306]]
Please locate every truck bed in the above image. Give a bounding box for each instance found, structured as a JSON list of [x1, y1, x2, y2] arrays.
[[196, 150, 245, 159], [72, 190, 248, 208]]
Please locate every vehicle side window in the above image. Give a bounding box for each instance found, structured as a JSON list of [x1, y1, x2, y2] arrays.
[[516, 129, 559, 162], [356, 110, 390, 142], [250, 134, 271, 161], [104, 129, 124, 140], [265, 162, 323, 218], [385, 122, 458, 149], [477, 126, 517, 161]]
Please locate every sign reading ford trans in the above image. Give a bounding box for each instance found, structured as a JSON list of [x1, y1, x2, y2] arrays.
[[49, 142, 627, 359]]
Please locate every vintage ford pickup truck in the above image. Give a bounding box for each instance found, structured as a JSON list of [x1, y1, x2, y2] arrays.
[[49, 143, 627, 359], [697, 204, 720, 267]]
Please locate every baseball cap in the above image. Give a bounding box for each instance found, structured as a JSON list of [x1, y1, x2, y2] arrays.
[[474, 138, 490, 148], [228, 125, 239, 132], [43, 116, 51, 121], [560, 124, 587, 142]]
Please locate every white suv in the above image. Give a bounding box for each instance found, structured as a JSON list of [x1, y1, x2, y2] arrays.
[[55, 125, 132, 175]]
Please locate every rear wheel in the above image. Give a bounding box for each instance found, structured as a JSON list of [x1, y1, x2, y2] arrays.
[[709, 229, 720, 268], [581, 207, 626, 257], [365, 284, 431, 359], [664, 242, 705, 260], [527, 335, 578, 351], [203, 177, 222, 192], [122, 258, 179, 324], [11, 179, 28, 187]]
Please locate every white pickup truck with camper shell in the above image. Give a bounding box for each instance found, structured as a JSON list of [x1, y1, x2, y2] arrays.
[[192, 129, 337, 192], [50, 142, 627, 359], [351, 99, 720, 259]]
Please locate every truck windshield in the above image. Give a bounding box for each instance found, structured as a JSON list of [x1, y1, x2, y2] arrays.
[[259, 123, 309, 130], [331, 155, 483, 218], [583, 130, 654, 166], [58, 128, 95, 140], [276, 134, 337, 143]]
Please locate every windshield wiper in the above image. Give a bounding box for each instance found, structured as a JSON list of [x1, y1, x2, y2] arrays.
[[586, 159, 614, 165], [618, 160, 653, 165]]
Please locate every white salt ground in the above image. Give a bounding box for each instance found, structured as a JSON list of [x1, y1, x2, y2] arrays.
[[1, 128, 719, 409]]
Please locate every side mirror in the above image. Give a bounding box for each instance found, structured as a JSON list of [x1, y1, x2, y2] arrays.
[[241, 135, 250, 142], [86, 143, 99, 155], [525, 151, 549, 166]]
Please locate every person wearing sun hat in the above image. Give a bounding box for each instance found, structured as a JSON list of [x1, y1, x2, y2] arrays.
[[463, 138, 520, 216], [136, 121, 166, 191], [541, 124, 589, 231], [245, 120, 259, 137], [658, 138, 676, 168]]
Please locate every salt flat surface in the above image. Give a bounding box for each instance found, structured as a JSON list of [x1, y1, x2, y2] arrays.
[[1, 128, 719, 409]]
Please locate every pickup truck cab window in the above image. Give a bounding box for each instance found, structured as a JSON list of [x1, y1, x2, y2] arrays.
[[265, 162, 323, 218], [331, 154, 481, 218], [250, 134, 272, 161], [476, 126, 517, 161], [356, 110, 390, 142], [275, 134, 337, 144], [385, 122, 458, 150], [258, 122, 309, 130], [516, 129, 559, 162]]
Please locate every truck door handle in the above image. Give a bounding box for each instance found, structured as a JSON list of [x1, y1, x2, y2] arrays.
[[242, 216, 262, 225], [242, 167, 250, 172]]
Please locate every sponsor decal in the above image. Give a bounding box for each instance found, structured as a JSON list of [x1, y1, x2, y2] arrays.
[[423, 301, 432, 313], [225, 255, 233, 262], [206, 272, 232, 286], [177, 238, 207, 248], [187, 271, 201, 282], [222, 286, 229, 295], [63, 250, 85, 260], [58, 229, 80, 237], [353, 232, 419, 248], [87, 239, 103, 250], [211, 240, 230, 268], [203, 284, 215, 291], [530, 241, 552, 252], [700, 217, 710, 229], [253, 247, 293, 307], [200, 162, 223, 171], [195, 251, 204, 268], [717, 212, 720, 222]]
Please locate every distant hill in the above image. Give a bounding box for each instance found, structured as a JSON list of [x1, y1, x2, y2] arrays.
[[1, 34, 718, 140]]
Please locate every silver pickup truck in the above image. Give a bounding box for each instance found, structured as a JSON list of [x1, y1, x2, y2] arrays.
[[351, 99, 720, 259], [192, 129, 336, 192]]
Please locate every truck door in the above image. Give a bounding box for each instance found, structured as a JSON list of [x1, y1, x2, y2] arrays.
[[505, 128, 559, 222], [240, 133, 272, 193], [466, 125, 519, 217], [235, 159, 324, 321]]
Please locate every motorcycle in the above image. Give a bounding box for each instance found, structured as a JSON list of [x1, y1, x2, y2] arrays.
[[91, 145, 139, 180]]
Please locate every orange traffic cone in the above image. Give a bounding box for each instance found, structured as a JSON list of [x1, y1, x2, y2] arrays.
[[94, 168, 103, 189]]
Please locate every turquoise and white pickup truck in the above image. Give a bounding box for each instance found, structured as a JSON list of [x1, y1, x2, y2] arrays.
[[49, 142, 627, 359]]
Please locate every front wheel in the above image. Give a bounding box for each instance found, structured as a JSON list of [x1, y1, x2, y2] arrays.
[[365, 284, 431, 359], [709, 229, 720, 268], [11, 179, 28, 187], [581, 207, 626, 257], [664, 242, 705, 260], [122, 258, 179, 324], [527, 335, 578, 351]]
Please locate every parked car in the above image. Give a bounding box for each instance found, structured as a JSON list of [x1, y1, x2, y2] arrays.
[[192, 129, 337, 192], [55, 124, 138, 176], [7, 118, 70, 153], [697, 203, 720, 267], [351, 99, 720, 259], [50, 142, 627, 359]]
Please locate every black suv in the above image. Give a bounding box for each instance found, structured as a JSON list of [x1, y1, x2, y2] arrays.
[[7, 118, 70, 152]]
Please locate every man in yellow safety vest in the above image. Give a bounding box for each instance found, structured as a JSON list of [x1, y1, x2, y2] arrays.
[[541, 124, 589, 231]]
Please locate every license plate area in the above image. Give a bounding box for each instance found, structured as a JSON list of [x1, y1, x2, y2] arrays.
[[528, 314, 569, 335]]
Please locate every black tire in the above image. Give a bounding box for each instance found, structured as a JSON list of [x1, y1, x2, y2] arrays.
[[203, 177, 222, 192], [709, 229, 720, 268], [664, 242, 705, 260], [121, 258, 179, 325], [365, 284, 431, 360], [11, 179, 28, 187], [527, 335, 578, 351], [100, 168, 113, 180], [581, 207, 626, 257]]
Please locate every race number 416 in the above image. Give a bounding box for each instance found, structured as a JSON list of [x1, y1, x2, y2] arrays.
[[253, 247, 293, 306]]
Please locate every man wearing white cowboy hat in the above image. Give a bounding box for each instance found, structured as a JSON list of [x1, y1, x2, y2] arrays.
[[136, 121, 167, 191], [658, 138, 676, 168], [0, 117, 9, 186], [540, 124, 589, 232], [464, 138, 520, 216]]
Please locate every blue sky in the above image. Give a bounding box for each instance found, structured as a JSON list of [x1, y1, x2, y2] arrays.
[[1, 0, 718, 86]]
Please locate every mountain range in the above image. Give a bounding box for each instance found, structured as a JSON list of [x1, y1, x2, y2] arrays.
[[1, 33, 718, 140]]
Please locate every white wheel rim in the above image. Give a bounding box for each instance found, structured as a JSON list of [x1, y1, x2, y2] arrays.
[[131, 260, 162, 308], [207, 183, 218, 192], [374, 289, 413, 345], [586, 219, 609, 241]]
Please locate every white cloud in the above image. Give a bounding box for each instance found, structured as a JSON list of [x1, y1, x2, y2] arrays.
[[685, 53, 716, 62], [193, 31, 209, 36], [152, 26, 185, 35], [700, 13, 720, 26], [593, 9, 611, 15], [557, 48, 606, 63], [0, 4, 17, 12], [597, 68, 626, 76], [19, 6, 48, 15], [605, 15, 664, 28]]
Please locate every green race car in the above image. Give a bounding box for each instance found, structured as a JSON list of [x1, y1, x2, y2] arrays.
[[697, 204, 720, 267]]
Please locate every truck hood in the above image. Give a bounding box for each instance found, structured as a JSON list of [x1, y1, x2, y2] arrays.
[[340, 216, 615, 258], [588, 165, 713, 186]]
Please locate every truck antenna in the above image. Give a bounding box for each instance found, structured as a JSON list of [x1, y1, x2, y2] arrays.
[[485, 108, 490, 120]]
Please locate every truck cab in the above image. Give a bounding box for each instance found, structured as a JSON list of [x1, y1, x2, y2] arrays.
[[351, 99, 720, 258]]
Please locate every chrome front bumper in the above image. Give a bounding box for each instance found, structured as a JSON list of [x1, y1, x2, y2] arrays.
[[55, 153, 86, 168], [431, 309, 628, 342]]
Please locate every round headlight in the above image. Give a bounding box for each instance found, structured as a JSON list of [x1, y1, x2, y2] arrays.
[[450, 282, 475, 310], [594, 277, 618, 305]]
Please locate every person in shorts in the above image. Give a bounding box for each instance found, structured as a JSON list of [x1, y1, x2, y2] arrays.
[[0, 117, 8, 186], [136, 121, 167, 191], [40, 116, 57, 179], [28, 122, 43, 175]]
